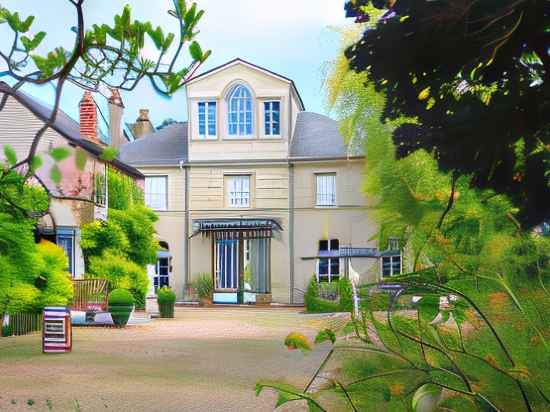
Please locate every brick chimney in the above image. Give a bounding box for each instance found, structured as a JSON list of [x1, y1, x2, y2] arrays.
[[79, 91, 98, 143], [108, 88, 125, 149]]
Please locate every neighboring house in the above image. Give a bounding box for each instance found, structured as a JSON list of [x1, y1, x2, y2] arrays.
[[120, 58, 396, 305], [0, 82, 144, 278]]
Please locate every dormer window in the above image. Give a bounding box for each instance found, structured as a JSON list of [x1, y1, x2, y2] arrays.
[[264, 101, 280, 137], [227, 84, 253, 137], [198, 101, 217, 139]]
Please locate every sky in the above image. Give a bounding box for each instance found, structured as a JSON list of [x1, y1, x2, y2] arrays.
[[0, 0, 350, 129]]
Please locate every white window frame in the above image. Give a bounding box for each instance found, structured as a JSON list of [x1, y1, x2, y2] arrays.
[[226, 175, 251, 208], [144, 175, 168, 211], [226, 84, 254, 139], [316, 173, 337, 207], [263, 100, 281, 138], [316, 239, 340, 283], [197, 101, 217, 140], [381, 255, 402, 278]]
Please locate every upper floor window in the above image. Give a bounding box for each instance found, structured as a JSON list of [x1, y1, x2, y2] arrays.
[[198, 101, 217, 139], [227, 175, 250, 208], [145, 176, 167, 211], [264, 101, 280, 136], [316, 173, 336, 207], [94, 173, 107, 207], [227, 85, 253, 137]]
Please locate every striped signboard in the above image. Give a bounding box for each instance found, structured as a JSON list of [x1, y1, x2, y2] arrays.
[[42, 307, 72, 354]]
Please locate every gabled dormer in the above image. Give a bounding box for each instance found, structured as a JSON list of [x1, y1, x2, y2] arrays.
[[186, 58, 304, 162]]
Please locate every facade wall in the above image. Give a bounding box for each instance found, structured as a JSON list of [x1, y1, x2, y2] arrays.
[[186, 62, 296, 162]]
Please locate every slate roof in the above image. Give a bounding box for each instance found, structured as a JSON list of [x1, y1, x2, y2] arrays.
[[119, 111, 364, 166], [119, 123, 188, 166], [290, 112, 364, 159], [0, 82, 144, 179]]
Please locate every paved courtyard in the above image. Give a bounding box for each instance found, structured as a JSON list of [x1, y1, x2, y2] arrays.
[[0, 307, 336, 412]]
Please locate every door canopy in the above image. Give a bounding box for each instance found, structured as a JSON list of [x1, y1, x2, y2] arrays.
[[192, 218, 282, 240]]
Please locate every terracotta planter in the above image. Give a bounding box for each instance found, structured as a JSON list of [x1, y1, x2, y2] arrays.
[[109, 305, 133, 327], [199, 297, 212, 307], [255, 293, 272, 305]]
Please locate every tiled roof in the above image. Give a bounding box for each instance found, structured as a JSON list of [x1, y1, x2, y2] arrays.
[[290, 112, 365, 159], [0, 82, 144, 179], [119, 123, 188, 166]]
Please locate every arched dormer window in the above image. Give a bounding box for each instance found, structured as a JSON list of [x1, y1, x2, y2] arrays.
[[227, 84, 253, 137]]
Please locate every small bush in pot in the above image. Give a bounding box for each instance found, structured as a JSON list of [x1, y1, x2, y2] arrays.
[[157, 287, 176, 318], [193, 273, 213, 306], [108, 288, 134, 327]]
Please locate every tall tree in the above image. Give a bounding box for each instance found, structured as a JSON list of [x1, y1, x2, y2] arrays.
[[344, 0, 550, 227]]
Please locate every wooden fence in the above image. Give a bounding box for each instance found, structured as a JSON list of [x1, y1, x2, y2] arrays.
[[2, 312, 43, 336], [71, 279, 110, 311]]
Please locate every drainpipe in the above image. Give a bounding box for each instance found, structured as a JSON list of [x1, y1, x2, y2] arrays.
[[180, 160, 190, 298], [289, 163, 295, 304]]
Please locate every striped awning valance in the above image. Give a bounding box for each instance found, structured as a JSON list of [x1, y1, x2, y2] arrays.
[[192, 219, 282, 240]]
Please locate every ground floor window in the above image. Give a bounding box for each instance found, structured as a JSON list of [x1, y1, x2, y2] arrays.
[[382, 255, 401, 277], [214, 237, 270, 293], [317, 239, 340, 283], [154, 257, 170, 290], [56, 228, 76, 278]]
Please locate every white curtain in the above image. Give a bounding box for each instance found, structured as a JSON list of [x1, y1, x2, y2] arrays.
[[316, 174, 336, 206]]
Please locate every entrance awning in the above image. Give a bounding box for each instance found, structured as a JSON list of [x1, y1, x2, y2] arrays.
[[191, 218, 282, 240]]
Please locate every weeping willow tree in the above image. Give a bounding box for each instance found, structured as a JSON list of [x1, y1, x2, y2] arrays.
[[257, 24, 550, 412]]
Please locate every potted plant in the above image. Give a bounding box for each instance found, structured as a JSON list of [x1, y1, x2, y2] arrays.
[[108, 289, 135, 327], [157, 286, 176, 318], [193, 273, 213, 306]]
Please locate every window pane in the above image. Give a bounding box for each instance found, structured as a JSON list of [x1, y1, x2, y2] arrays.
[[228, 85, 253, 136], [319, 258, 329, 275], [330, 258, 340, 275], [392, 256, 401, 275], [316, 174, 337, 206], [145, 176, 167, 210], [208, 102, 216, 136], [198, 102, 205, 136], [382, 257, 392, 277], [330, 239, 339, 251], [319, 240, 329, 251], [227, 175, 250, 208]]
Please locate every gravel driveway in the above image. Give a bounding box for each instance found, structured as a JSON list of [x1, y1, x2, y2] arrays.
[[0, 307, 336, 412]]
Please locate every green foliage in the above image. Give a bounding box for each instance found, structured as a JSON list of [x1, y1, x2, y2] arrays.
[[304, 276, 354, 313], [109, 206, 158, 267], [88, 250, 149, 300], [192, 273, 213, 299], [315, 329, 336, 345], [284, 332, 312, 352], [108, 288, 135, 306], [157, 286, 176, 318], [35, 241, 73, 308], [107, 167, 144, 210], [256, 381, 325, 412], [157, 286, 176, 305], [338, 278, 353, 312]]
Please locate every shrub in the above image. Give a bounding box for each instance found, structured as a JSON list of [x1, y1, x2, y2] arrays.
[[305, 276, 355, 313], [1, 324, 11, 337], [338, 278, 354, 312], [108, 288, 135, 306], [157, 286, 176, 318], [88, 250, 149, 299], [304, 276, 320, 312], [193, 273, 213, 300], [35, 241, 74, 309]]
